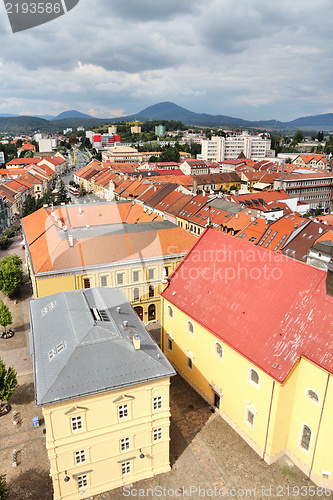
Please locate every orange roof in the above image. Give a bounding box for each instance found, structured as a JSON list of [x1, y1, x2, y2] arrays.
[[256, 214, 308, 251], [223, 212, 252, 231], [237, 218, 267, 244], [22, 203, 195, 274]]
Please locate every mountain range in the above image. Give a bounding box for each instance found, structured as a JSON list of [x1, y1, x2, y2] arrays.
[[1, 102, 333, 133]]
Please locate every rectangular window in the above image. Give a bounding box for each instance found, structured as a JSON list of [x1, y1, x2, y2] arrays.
[[153, 427, 162, 442], [153, 396, 162, 410], [164, 266, 170, 277], [117, 273, 124, 285], [100, 275, 107, 287], [122, 461, 131, 476], [74, 449, 86, 464], [186, 356, 193, 370], [71, 415, 83, 431], [148, 268, 154, 280], [133, 271, 139, 282], [118, 404, 129, 419], [83, 278, 90, 289], [246, 408, 255, 429], [120, 437, 130, 452], [77, 474, 88, 489], [167, 338, 173, 352]]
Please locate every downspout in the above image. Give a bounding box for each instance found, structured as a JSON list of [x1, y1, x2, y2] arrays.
[[263, 380, 275, 462], [160, 296, 164, 352], [309, 373, 330, 480]]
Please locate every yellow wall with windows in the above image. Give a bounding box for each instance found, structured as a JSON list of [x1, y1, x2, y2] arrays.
[[43, 377, 172, 500], [161, 297, 333, 489], [32, 259, 181, 323]]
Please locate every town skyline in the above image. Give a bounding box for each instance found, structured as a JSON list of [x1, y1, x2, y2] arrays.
[[1, 0, 333, 121]]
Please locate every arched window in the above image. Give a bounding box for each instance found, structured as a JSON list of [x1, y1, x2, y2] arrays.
[[133, 288, 139, 301], [305, 388, 320, 405], [167, 305, 173, 319], [248, 368, 260, 388], [214, 342, 223, 359], [187, 321, 194, 336], [300, 424, 312, 452], [148, 304, 156, 321], [149, 285, 154, 298]]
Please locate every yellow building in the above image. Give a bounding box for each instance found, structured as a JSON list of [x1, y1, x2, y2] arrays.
[[22, 202, 196, 323], [29, 287, 175, 500], [161, 228, 333, 489]]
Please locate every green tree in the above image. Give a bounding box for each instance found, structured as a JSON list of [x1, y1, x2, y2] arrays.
[[293, 130, 304, 144], [285, 157, 292, 164], [315, 202, 324, 216], [56, 180, 69, 205], [0, 300, 12, 333], [0, 254, 23, 297], [0, 358, 17, 414], [0, 474, 9, 500], [22, 194, 37, 217], [317, 131, 324, 142]]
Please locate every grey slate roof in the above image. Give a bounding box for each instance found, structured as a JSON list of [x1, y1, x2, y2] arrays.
[[29, 287, 175, 407]]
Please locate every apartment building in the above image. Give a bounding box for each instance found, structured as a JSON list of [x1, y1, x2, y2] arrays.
[[199, 133, 274, 161]]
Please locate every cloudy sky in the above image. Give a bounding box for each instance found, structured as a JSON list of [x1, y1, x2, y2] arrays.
[[0, 0, 333, 121]]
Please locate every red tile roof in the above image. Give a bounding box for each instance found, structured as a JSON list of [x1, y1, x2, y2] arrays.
[[162, 228, 333, 382]]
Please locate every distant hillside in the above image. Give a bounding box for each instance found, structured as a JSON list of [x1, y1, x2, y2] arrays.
[[1, 103, 333, 134], [111, 102, 333, 131], [51, 110, 97, 121], [40, 117, 109, 133], [0, 116, 49, 134]]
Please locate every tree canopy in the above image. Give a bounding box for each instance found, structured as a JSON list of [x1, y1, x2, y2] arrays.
[[0, 254, 23, 297], [0, 357, 17, 406], [0, 474, 9, 500], [0, 300, 12, 333]]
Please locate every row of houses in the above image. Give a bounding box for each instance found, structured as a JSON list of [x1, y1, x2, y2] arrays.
[[0, 154, 68, 229]]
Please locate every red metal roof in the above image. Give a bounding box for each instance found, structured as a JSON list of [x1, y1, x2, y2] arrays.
[[162, 228, 333, 383]]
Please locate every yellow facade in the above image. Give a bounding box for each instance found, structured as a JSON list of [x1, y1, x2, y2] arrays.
[[162, 297, 333, 489], [31, 258, 181, 323], [43, 377, 172, 500]]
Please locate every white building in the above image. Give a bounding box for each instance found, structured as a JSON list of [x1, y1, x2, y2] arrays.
[[199, 133, 274, 161]]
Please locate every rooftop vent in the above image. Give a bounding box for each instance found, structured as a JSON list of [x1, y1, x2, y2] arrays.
[[123, 320, 129, 328], [68, 234, 74, 247], [79, 207, 82, 216], [272, 363, 278, 369], [63, 225, 67, 232], [116, 306, 121, 314], [133, 334, 140, 350], [48, 341, 66, 361]]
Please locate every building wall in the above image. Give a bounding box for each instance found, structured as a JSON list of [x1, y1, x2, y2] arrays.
[[43, 377, 172, 500], [32, 258, 181, 322], [161, 297, 333, 489]]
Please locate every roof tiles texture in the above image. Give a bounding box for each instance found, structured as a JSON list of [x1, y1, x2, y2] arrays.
[[162, 228, 333, 382]]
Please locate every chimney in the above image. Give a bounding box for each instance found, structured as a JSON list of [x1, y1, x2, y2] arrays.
[[79, 206, 82, 216], [68, 234, 74, 247], [326, 259, 333, 297], [133, 334, 140, 350]]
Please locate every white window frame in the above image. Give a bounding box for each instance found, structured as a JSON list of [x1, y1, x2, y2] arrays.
[[118, 404, 129, 420], [244, 405, 256, 430], [148, 268, 155, 280], [120, 437, 130, 452], [248, 368, 260, 389], [121, 461, 132, 476], [305, 388, 320, 406], [299, 423, 312, 454], [167, 337, 173, 353], [133, 287, 139, 301], [186, 355, 193, 371], [117, 273, 124, 285], [100, 275, 108, 287], [186, 320, 195, 337], [153, 396, 162, 411], [74, 449, 86, 465], [214, 342, 223, 360], [153, 427, 162, 442], [71, 415, 83, 432], [77, 474, 88, 490], [167, 305, 173, 320], [133, 270, 139, 283]]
